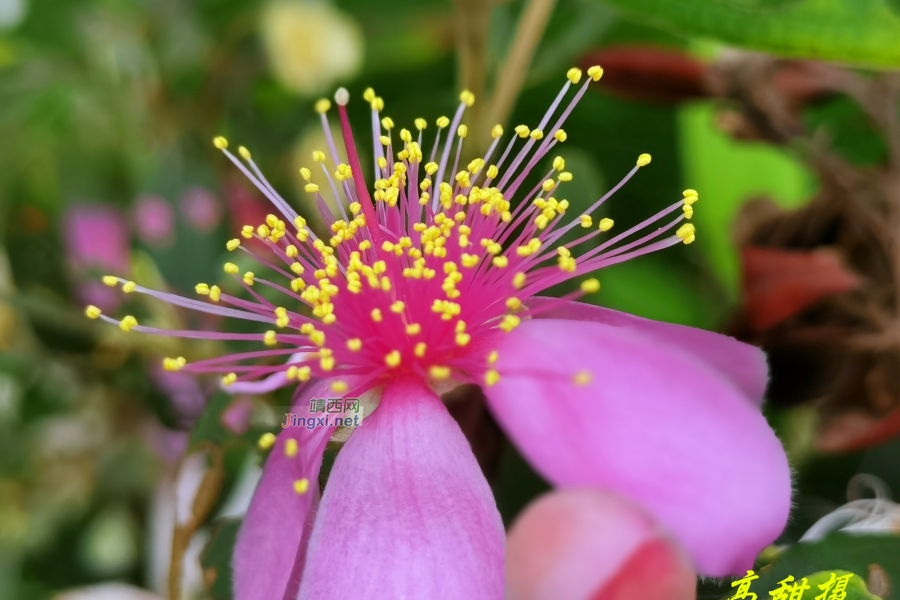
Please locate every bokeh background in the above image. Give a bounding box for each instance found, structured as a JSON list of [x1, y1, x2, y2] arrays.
[[2, 0, 900, 598]]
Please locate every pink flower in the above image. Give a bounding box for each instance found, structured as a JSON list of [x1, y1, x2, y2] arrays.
[[506, 488, 697, 600], [86, 67, 791, 597], [180, 187, 223, 233], [133, 194, 175, 247], [64, 203, 130, 310]]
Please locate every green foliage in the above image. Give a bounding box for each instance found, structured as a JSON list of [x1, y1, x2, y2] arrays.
[[597, 0, 900, 67]]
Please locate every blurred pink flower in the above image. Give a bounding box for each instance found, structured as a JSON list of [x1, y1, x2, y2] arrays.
[[180, 187, 222, 233], [133, 194, 174, 247], [64, 203, 130, 309], [150, 364, 205, 426], [506, 489, 697, 600], [90, 70, 792, 598]]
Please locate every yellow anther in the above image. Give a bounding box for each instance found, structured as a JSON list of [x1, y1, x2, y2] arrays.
[[414, 342, 427, 357], [599, 218, 614, 232], [552, 156, 565, 171], [293, 478, 310, 495], [379, 135, 391, 147], [456, 332, 471, 346], [300, 323, 315, 335], [676, 223, 696, 245], [381, 276, 392, 291], [258, 433, 276, 450], [415, 118, 427, 130], [381, 116, 394, 130], [286, 366, 298, 380], [299, 168, 311, 181], [554, 130, 567, 142], [122, 281, 136, 293], [195, 282, 209, 295], [461, 253, 479, 268], [436, 116, 450, 128], [285, 438, 298, 457], [222, 372, 237, 386], [264, 330, 277, 346], [515, 125, 530, 138], [558, 172, 573, 182], [485, 369, 500, 386], [226, 239, 241, 252], [120, 315, 138, 332], [102, 275, 118, 287], [209, 285, 221, 302], [223, 262, 239, 274], [499, 314, 521, 333], [637, 153, 652, 167], [683, 191, 699, 206], [363, 87, 375, 102], [320, 355, 335, 371], [587, 65, 603, 81], [312, 150, 326, 162], [241, 225, 254, 239], [580, 278, 601, 293], [162, 357, 187, 371], [213, 136, 228, 150], [331, 380, 349, 393], [371, 308, 382, 322], [542, 179, 555, 192], [341, 338, 361, 352], [297, 366, 312, 381], [580, 215, 592, 228], [566, 67, 583, 84], [506, 297, 522, 311], [322, 314, 336, 325], [488, 350, 498, 364], [309, 330, 326, 347], [573, 371, 592, 386], [683, 204, 694, 219], [305, 183, 319, 193], [390, 301, 405, 313], [557, 246, 571, 258], [243, 272, 255, 286], [429, 366, 451, 380], [459, 89, 475, 106], [370, 97, 385, 111], [457, 124, 468, 139], [239, 146, 251, 160], [291, 279, 306, 292], [257, 224, 270, 238], [513, 272, 526, 289], [406, 323, 421, 335], [315, 97, 331, 113], [385, 350, 401, 368], [492, 256, 509, 268], [530, 129, 544, 140], [85, 305, 102, 319], [359, 240, 372, 251], [377, 157, 387, 170]]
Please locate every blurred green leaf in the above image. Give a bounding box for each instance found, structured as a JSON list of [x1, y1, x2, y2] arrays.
[[678, 102, 814, 298], [596, 0, 900, 67], [727, 536, 900, 599], [201, 517, 241, 600]]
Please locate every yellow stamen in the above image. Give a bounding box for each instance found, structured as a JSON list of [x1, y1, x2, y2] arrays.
[[258, 433, 276, 450], [293, 478, 310, 495], [285, 438, 298, 457], [385, 350, 401, 368], [85, 305, 102, 319]]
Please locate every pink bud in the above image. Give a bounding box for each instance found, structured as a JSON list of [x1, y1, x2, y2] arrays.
[[506, 489, 697, 600], [133, 194, 175, 247]]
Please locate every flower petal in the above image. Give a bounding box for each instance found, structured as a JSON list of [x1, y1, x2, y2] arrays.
[[233, 378, 339, 600], [529, 297, 769, 403], [298, 377, 504, 600], [484, 318, 792, 577], [506, 489, 696, 600]]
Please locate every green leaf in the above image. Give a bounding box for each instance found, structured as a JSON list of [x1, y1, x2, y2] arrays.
[[719, 535, 900, 600], [200, 518, 242, 600], [678, 102, 814, 298], [596, 0, 900, 67]]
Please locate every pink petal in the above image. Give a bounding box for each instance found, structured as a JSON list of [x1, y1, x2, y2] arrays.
[[298, 378, 504, 600], [529, 297, 768, 403], [484, 318, 792, 577], [233, 378, 339, 600], [506, 489, 696, 600]]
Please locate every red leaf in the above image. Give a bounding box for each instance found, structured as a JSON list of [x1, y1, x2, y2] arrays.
[[741, 246, 861, 330], [579, 45, 709, 104]]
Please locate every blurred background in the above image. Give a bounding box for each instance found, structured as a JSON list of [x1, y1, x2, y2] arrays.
[[2, 0, 900, 598]]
